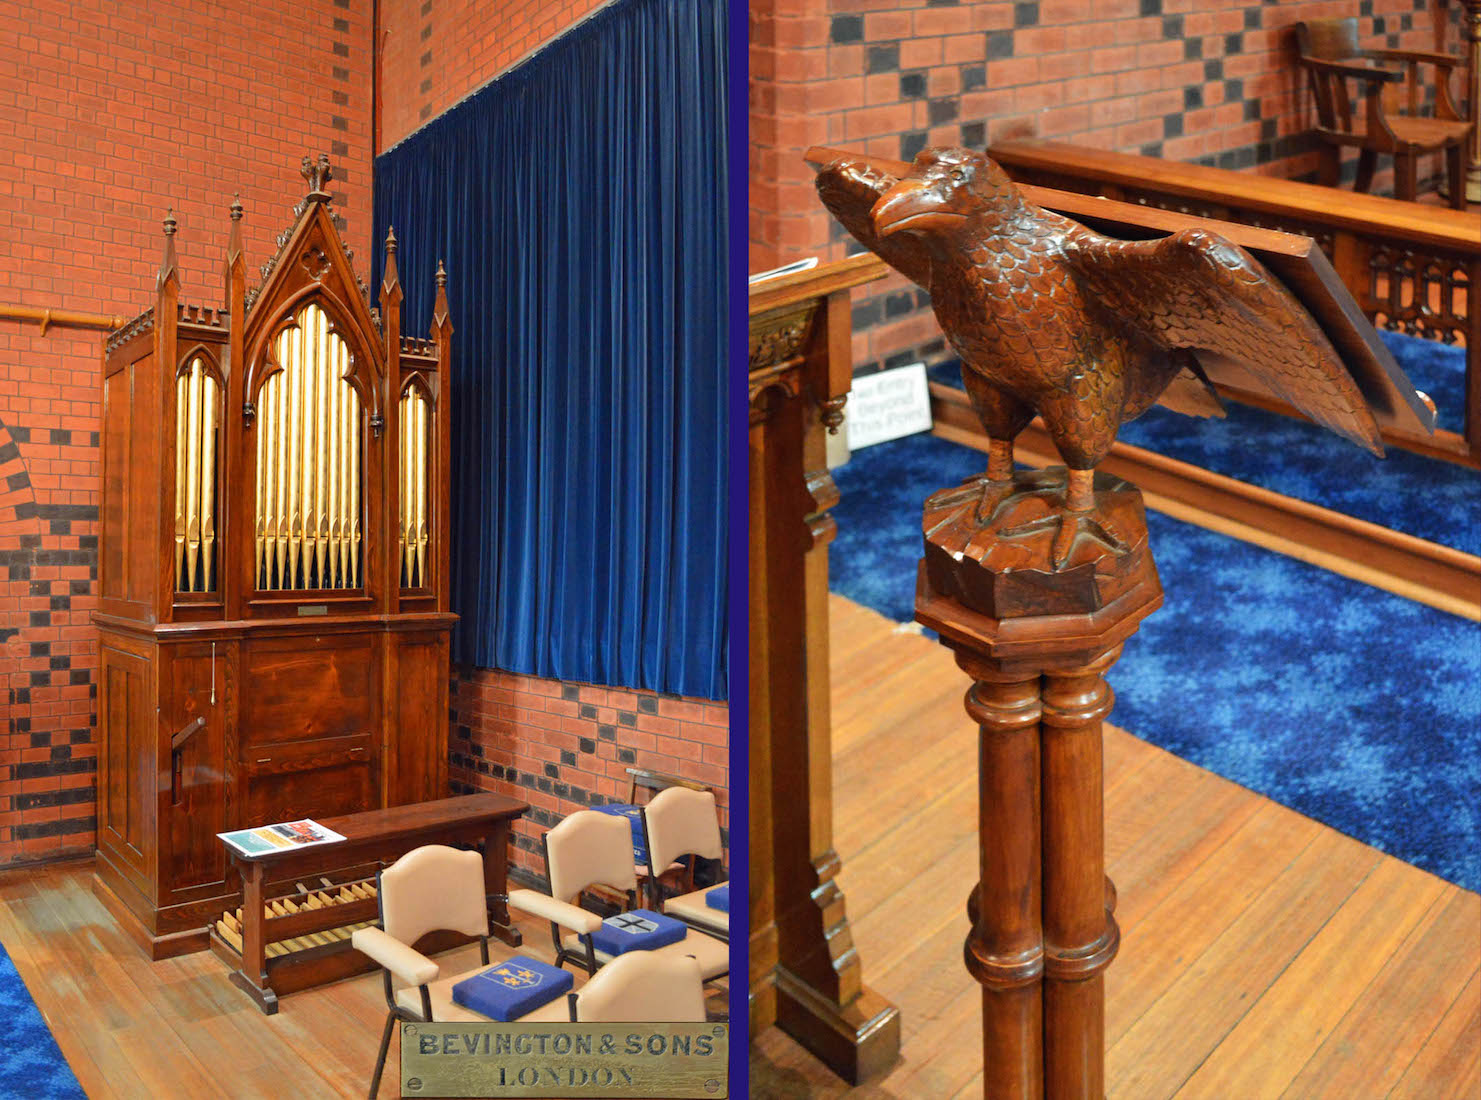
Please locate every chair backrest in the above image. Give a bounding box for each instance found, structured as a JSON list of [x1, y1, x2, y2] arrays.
[[1294, 19, 1368, 132], [572, 950, 706, 1022], [626, 766, 711, 806], [1296, 18, 1361, 62], [644, 786, 723, 871], [379, 845, 489, 952], [546, 811, 637, 902]]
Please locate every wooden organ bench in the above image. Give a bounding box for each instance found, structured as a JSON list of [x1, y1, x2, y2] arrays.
[[211, 794, 527, 1014]]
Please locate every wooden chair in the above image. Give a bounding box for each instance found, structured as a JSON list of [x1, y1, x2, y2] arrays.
[[624, 766, 713, 900], [625, 765, 711, 806], [1294, 17, 1468, 208], [641, 786, 728, 937]]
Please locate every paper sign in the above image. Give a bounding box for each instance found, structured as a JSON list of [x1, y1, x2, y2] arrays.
[[847, 362, 933, 449]]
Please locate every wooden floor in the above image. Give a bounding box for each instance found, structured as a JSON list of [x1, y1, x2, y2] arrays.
[[0, 865, 727, 1098], [753, 595, 1481, 1099]]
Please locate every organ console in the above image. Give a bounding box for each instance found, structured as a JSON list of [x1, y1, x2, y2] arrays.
[[93, 155, 457, 960]]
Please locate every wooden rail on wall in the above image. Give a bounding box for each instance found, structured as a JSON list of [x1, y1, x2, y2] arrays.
[[0, 304, 124, 334], [988, 139, 1480, 467]]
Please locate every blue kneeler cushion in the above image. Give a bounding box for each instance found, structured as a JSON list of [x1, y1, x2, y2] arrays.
[[704, 885, 729, 912], [592, 803, 649, 863], [451, 955, 574, 1022], [589, 909, 687, 956]]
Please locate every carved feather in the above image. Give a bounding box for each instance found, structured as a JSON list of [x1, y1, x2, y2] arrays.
[[1061, 226, 1383, 455]]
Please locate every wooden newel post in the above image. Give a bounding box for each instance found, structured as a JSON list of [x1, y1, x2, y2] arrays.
[[917, 468, 1162, 1097]]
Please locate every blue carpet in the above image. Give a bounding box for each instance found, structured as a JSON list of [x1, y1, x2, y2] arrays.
[[831, 432, 1481, 893], [926, 329, 1479, 556], [0, 939, 85, 1098]]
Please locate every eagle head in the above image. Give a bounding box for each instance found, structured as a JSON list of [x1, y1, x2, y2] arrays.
[[871, 148, 1016, 240]]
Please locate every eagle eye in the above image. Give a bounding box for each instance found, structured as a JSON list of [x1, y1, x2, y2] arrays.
[[949, 167, 968, 185]]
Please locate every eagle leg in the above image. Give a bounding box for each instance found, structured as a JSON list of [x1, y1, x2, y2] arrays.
[[961, 370, 1031, 528], [973, 437, 1018, 525]]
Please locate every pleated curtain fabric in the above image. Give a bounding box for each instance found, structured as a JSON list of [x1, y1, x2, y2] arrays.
[[373, 0, 728, 701]]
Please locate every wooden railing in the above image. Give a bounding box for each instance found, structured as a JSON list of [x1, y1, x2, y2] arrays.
[[989, 139, 1480, 467]]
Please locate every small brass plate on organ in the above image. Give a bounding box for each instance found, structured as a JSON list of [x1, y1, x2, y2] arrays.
[[401, 1023, 728, 1098], [297, 604, 329, 616]]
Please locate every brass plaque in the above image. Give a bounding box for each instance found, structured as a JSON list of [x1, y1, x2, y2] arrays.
[[400, 1022, 728, 1098]]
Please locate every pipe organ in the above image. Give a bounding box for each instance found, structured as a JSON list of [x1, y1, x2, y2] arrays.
[[94, 156, 456, 959]]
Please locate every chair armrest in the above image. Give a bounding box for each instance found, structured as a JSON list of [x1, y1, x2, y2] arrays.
[[1299, 56, 1402, 84], [1363, 48, 1460, 71], [508, 889, 603, 934], [352, 927, 439, 987]]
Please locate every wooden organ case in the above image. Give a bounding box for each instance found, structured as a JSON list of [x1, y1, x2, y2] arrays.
[[94, 156, 455, 959]]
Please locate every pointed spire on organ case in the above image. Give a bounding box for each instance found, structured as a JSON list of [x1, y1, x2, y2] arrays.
[[380, 226, 402, 362], [158, 209, 180, 293], [380, 226, 402, 303], [225, 195, 246, 301], [431, 259, 451, 335], [227, 195, 244, 263]]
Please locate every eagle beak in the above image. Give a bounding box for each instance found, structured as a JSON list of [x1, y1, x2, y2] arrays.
[[872, 179, 959, 237]]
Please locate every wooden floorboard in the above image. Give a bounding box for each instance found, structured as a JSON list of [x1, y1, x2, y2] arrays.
[[0, 859, 728, 1099], [752, 594, 1480, 1098]]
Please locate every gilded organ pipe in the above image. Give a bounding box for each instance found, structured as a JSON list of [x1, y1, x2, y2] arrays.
[[414, 390, 427, 586], [256, 303, 362, 591], [174, 357, 220, 593], [398, 387, 431, 588], [200, 368, 217, 591], [175, 372, 188, 587]]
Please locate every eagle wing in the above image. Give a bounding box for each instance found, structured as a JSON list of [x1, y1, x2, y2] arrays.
[[815, 159, 934, 290], [1061, 226, 1383, 455]]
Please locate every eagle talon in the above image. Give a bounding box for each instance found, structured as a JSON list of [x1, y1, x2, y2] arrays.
[[973, 478, 1016, 527], [999, 510, 1131, 571]]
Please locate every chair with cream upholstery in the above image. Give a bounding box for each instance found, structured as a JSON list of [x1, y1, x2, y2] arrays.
[[641, 786, 728, 939], [514, 810, 729, 982], [623, 767, 713, 898], [509, 811, 629, 973], [352, 844, 578, 1099], [571, 949, 706, 1023]]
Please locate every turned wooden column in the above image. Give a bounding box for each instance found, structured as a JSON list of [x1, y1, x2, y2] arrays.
[[1463, 0, 1481, 203], [1040, 652, 1120, 1099], [960, 659, 1044, 1097], [917, 468, 1161, 1097]]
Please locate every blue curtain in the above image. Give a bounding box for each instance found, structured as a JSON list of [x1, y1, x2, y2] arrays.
[[372, 0, 727, 700]]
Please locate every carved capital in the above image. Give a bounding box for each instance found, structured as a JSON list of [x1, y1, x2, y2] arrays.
[[749, 302, 817, 370]]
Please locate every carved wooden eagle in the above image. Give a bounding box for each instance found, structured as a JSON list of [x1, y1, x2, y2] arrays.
[[815, 147, 1384, 567]]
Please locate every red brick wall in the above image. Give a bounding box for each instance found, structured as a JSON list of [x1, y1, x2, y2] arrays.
[[751, 0, 1464, 375], [449, 668, 730, 878], [0, 0, 374, 865], [377, 0, 613, 150]]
